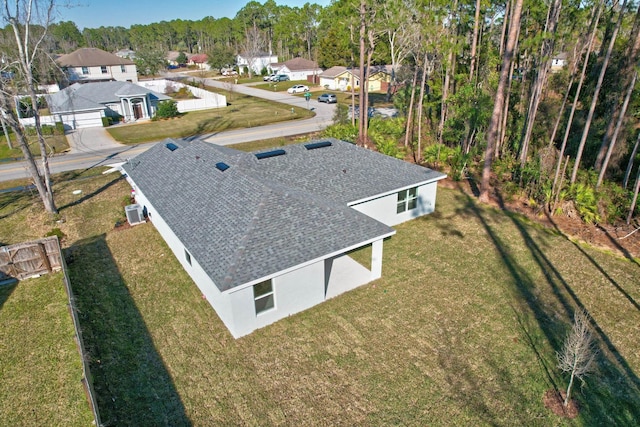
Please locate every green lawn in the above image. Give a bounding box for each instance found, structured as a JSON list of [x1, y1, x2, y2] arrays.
[[0, 134, 69, 161], [106, 90, 315, 144], [0, 170, 638, 425], [0, 272, 94, 426]]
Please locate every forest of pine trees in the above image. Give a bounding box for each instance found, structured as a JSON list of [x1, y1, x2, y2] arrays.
[[2, 0, 640, 224]]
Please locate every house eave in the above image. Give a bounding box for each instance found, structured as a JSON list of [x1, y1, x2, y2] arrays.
[[347, 174, 447, 207], [223, 229, 396, 294]]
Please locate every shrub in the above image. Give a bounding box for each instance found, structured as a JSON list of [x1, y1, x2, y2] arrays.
[[569, 183, 601, 224], [45, 227, 65, 240], [55, 121, 65, 134], [322, 123, 357, 143], [155, 100, 180, 119]]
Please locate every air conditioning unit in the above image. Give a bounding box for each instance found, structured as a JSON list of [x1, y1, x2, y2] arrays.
[[125, 204, 145, 226]]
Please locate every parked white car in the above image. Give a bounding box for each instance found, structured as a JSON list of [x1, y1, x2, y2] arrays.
[[287, 84, 309, 94]]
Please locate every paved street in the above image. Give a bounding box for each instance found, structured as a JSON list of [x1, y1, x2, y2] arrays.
[[0, 77, 336, 183]]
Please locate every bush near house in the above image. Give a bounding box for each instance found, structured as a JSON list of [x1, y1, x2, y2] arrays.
[[154, 100, 180, 120]]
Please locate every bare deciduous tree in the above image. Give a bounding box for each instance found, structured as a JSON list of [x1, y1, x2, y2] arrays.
[[557, 309, 598, 407], [2, 0, 57, 213]]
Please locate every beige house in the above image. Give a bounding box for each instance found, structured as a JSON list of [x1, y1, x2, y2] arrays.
[[318, 66, 392, 92], [57, 48, 138, 84]]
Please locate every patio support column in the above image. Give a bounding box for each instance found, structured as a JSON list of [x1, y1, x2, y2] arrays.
[[143, 95, 150, 118], [371, 239, 383, 280]]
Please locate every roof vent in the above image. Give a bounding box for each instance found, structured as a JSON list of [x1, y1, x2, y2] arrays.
[[255, 149, 286, 160], [166, 142, 179, 151], [304, 141, 332, 150], [215, 162, 230, 171]]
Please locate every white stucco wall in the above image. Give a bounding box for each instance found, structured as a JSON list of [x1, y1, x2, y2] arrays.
[[226, 260, 326, 338], [350, 182, 439, 226]]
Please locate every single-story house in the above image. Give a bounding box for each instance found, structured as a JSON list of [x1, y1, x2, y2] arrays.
[[188, 53, 210, 70], [236, 52, 278, 75], [45, 81, 170, 128], [270, 57, 323, 82], [319, 65, 392, 92], [56, 47, 138, 83], [121, 138, 446, 338]]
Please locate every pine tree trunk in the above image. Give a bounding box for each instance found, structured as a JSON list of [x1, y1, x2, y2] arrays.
[[416, 54, 429, 162], [571, 0, 628, 184], [404, 63, 420, 148], [519, 0, 562, 166], [357, 0, 367, 146], [480, 0, 523, 202], [596, 70, 637, 188], [627, 160, 640, 224], [553, 3, 602, 191], [623, 131, 640, 189], [595, 4, 640, 171], [469, 0, 482, 81]]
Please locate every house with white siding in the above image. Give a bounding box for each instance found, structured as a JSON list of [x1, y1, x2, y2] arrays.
[[270, 57, 323, 82], [121, 138, 446, 338], [57, 48, 138, 83]]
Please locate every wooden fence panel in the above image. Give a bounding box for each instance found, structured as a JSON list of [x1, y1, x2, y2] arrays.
[[0, 237, 62, 280]]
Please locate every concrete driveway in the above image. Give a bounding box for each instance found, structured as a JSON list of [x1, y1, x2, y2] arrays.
[[65, 126, 124, 154]]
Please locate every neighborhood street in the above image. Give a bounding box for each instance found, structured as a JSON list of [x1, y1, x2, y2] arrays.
[[0, 77, 336, 183]]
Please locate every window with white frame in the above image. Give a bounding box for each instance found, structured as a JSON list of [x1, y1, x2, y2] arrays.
[[397, 187, 418, 214], [81, 66, 88, 75], [184, 249, 192, 265], [253, 280, 274, 314], [120, 65, 126, 73], [101, 66, 107, 74]]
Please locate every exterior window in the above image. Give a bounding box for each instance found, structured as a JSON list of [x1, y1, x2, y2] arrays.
[[397, 187, 418, 214], [81, 66, 88, 75], [253, 280, 274, 314], [121, 65, 126, 73], [185, 249, 192, 265], [101, 66, 107, 74]]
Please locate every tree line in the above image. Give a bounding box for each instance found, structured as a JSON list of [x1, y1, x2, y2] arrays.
[[2, 0, 640, 225]]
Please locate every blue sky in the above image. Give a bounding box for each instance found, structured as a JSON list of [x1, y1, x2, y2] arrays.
[[58, 0, 332, 29]]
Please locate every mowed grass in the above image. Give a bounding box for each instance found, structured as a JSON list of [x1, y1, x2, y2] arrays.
[[0, 273, 94, 426], [106, 90, 315, 144], [0, 171, 639, 425], [0, 134, 69, 161]]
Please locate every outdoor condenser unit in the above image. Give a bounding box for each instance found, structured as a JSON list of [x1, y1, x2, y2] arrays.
[[125, 204, 145, 226]]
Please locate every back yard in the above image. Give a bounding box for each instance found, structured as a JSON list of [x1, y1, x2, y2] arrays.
[[0, 162, 638, 425]]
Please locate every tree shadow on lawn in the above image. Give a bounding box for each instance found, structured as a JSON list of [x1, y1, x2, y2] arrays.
[[58, 175, 124, 212], [66, 234, 191, 426], [457, 187, 640, 425]]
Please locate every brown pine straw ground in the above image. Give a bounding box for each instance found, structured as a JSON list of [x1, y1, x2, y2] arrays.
[[439, 177, 640, 261], [543, 389, 579, 418]]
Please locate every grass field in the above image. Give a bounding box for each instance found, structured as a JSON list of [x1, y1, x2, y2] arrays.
[[0, 134, 69, 161], [0, 272, 94, 426], [106, 90, 315, 144], [0, 167, 638, 425]]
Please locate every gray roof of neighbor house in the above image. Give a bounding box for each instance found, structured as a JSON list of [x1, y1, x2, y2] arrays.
[[57, 48, 135, 67], [46, 81, 170, 113], [122, 139, 400, 291], [320, 65, 393, 79], [281, 57, 321, 71]]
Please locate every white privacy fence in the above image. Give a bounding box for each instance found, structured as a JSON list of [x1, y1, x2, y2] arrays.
[[137, 79, 227, 113]]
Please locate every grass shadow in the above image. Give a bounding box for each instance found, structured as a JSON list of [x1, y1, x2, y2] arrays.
[[66, 234, 191, 426], [58, 175, 124, 212], [462, 186, 640, 424], [0, 281, 17, 311]]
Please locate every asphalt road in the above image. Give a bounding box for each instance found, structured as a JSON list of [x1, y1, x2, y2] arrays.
[[0, 77, 336, 183]]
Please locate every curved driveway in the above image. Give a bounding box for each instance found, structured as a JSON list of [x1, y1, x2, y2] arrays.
[[0, 78, 336, 182]]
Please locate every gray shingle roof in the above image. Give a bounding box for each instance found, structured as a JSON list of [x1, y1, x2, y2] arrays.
[[46, 81, 170, 113], [123, 139, 444, 291]]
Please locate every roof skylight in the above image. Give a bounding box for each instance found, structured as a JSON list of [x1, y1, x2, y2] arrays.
[[304, 141, 332, 150], [255, 149, 286, 160], [165, 142, 179, 151], [215, 162, 230, 171]]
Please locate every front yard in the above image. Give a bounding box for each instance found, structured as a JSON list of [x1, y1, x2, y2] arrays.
[[0, 159, 638, 425], [106, 89, 315, 144]]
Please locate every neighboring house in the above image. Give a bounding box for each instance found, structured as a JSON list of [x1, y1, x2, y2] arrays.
[[319, 65, 392, 92], [57, 48, 138, 83], [236, 52, 278, 75], [188, 53, 210, 70], [114, 49, 136, 60], [45, 81, 170, 128], [551, 53, 568, 72], [121, 138, 446, 338], [270, 57, 322, 82]]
